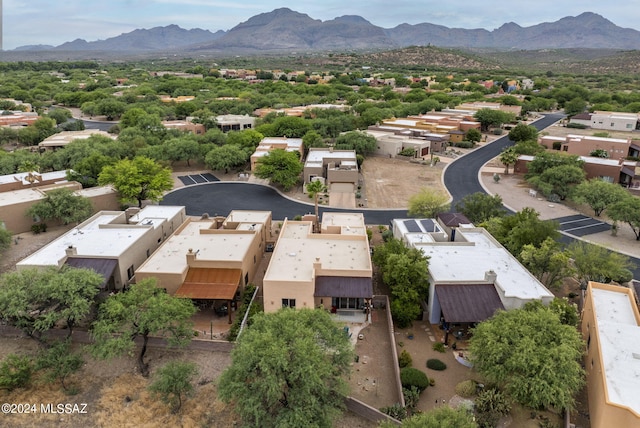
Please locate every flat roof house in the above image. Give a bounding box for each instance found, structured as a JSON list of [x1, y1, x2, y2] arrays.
[[262, 212, 373, 314], [38, 130, 115, 152], [392, 219, 554, 325], [582, 282, 640, 428], [304, 147, 358, 190], [17, 206, 187, 291], [135, 211, 272, 321], [250, 137, 303, 171]]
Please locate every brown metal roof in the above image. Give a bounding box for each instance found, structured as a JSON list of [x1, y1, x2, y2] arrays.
[[314, 276, 373, 298], [437, 212, 472, 227], [436, 284, 504, 323], [175, 268, 241, 300], [65, 257, 117, 289]]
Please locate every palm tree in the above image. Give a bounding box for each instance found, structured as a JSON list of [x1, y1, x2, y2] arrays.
[[306, 180, 327, 233], [499, 147, 518, 175]]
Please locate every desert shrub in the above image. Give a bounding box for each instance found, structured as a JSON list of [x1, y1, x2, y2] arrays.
[[381, 229, 393, 242], [293, 215, 302, 221], [403, 386, 420, 410], [566, 122, 587, 129], [454, 141, 475, 149], [426, 358, 447, 371], [455, 379, 478, 398], [398, 350, 413, 368], [0, 354, 33, 391], [475, 388, 511, 428], [400, 367, 429, 392], [380, 403, 407, 420], [432, 342, 446, 353], [31, 223, 47, 234], [399, 147, 416, 157], [492, 128, 503, 135]]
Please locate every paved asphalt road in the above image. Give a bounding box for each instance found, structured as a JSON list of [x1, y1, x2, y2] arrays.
[[443, 113, 566, 209], [162, 182, 409, 225]]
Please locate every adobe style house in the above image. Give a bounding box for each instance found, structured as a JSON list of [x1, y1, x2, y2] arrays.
[[365, 126, 447, 158], [569, 111, 640, 132], [0, 170, 119, 234], [262, 212, 373, 314], [303, 148, 358, 190], [250, 137, 303, 171], [135, 211, 272, 321], [17, 206, 187, 291], [514, 154, 639, 187], [215, 114, 256, 132], [539, 134, 632, 161], [392, 218, 553, 325], [38, 130, 116, 152], [162, 120, 205, 135], [455, 101, 522, 117], [581, 282, 640, 428]]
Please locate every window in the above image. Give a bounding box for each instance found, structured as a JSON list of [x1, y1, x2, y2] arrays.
[[282, 298, 296, 308], [127, 265, 135, 280], [587, 334, 591, 349], [254, 255, 256, 264], [146, 249, 150, 257]]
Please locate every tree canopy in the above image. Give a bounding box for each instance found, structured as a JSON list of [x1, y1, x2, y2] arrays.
[[148, 361, 198, 414], [508, 123, 538, 142], [408, 188, 450, 218], [567, 241, 634, 285], [519, 237, 574, 289], [26, 188, 93, 225], [0, 267, 103, 345], [470, 305, 585, 411], [204, 144, 248, 173], [572, 179, 630, 217], [380, 406, 476, 428], [608, 196, 640, 240], [455, 192, 505, 224], [98, 156, 173, 207], [219, 309, 353, 428], [474, 109, 516, 132], [254, 149, 303, 191], [91, 278, 196, 377]]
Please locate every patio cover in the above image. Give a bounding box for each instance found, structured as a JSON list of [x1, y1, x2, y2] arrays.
[[436, 284, 504, 323], [175, 268, 241, 300], [65, 257, 117, 289], [314, 276, 373, 298]]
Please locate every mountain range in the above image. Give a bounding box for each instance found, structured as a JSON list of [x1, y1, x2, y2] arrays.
[[13, 9, 640, 53]]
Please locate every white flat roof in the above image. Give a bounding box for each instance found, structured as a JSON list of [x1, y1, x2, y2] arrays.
[[591, 287, 640, 414], [129, 205, 184, 224], [0, 187, 46, 207], [17, 212, 150, 267], [567, 134, 629, 144], [306, 149, 357, 163], [395, 222, 552, 300], [0, 170, 68, 185]]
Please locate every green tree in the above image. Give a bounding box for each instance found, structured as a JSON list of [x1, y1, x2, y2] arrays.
[[455, 192, 504, 224], [408, 188, 450, 218], [35, 339, 83, 392], [482, 207, 559, 257], [508, 123, 538, 142], [204, 144, 248, 173], [465, 128, 482, 143], [564, 97, 587, 116], [525, 152, 584, 177], [0, 267, 103, 345], [148, 361, 198, 414], [380, 406, 476, 428], [98, 156, 173, 207], [254, 149, 302, 191], [306, 179, 327, 232], [91, 278, 196, 377], [499, 147, 519, 174], [47, 108, 72, 125], [0, 354, 33, 392], [519, 238, 574, 289], [527, 165, 586, 200], [66, 152, 116, 188], [474, 109, 516, 132], [470, 306, 585, 411], [513, 139, 545, 156], [572, 179, 629, 217], [164, 137, 201, 166], [0, 227, 11, 254], [26, 188, 93, 225], [334, 131, 377, 157], [609, 196, 640, 240], [219, 309, 353, 428], [95, 98, 127, 120], [568, 241, 634, 285]]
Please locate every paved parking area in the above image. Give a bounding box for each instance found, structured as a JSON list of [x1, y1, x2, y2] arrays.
[[177, 173, 219, 186], [556, 214, 611, 237]]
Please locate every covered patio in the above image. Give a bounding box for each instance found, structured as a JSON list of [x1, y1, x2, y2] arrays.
[[65, 257, 118, 291], [315, 276, 373, 323], [435, 283, 504, 344], [175, 267, 241, 324]]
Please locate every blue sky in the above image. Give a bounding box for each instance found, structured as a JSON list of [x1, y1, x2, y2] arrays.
[[2, 0, 637, 50]]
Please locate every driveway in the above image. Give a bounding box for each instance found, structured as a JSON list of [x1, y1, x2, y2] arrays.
[[161, 182, 408, 225]]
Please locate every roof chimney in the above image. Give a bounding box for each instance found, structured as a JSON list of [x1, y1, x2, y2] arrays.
[[313, 257, 321, 272], [484, 270, 497, 283], [65, 245, 77, 256]]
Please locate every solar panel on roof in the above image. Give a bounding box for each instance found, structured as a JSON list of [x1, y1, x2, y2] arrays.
[[419, 219, 436, 232], [403, 219, 421, 233]]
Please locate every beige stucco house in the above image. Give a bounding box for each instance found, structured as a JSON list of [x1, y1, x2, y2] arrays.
[[250, 137, 303, 171], [303, 148, 358, 191], [262, 212, 372, 314], [135, 211, 272, 319], [582, 281, 640, 428], [16, 206, 187, 291]]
